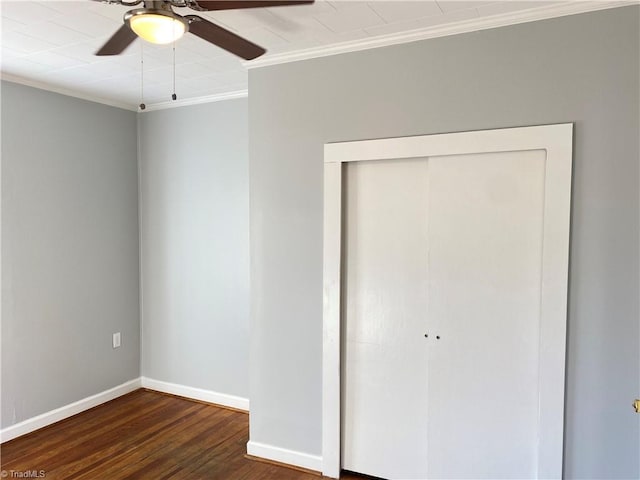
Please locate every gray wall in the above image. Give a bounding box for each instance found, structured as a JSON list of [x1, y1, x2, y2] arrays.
[[139, 99, 249, 399], [248, 6, 639, 479], [1, 81, 140, 428]]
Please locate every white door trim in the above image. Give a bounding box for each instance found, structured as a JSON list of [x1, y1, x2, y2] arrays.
[[322, 124, 573, 479]]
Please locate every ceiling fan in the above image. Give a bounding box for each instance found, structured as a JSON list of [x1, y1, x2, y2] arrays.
[[94, 0, 314, 60]]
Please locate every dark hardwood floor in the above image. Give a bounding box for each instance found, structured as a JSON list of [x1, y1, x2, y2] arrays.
[[0, 389, 364, 480]]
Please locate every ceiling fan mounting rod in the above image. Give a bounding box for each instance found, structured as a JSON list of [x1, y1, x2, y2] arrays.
[[96, 0, 201, 8], [97, 0, 144, 7], [143, 0, 175, 10]]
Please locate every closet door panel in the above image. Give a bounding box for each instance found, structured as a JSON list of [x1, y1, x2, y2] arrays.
[[426, 150, 546, 479], [342, 158, 430, 480]]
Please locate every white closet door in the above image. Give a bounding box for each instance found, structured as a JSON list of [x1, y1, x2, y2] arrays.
[[342, 158, 430, 480], [426, 150, 546, 479], [342, 149, 548, 480]]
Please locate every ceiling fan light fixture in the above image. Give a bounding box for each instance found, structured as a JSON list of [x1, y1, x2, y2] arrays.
[[126, 10, 188, 45]]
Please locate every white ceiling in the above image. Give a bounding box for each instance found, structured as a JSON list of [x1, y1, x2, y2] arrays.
[[0, 0, 630, 110]]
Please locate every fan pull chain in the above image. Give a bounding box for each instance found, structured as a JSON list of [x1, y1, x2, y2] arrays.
[[172, 37, 177, 101], [139, 41, 146, 111]]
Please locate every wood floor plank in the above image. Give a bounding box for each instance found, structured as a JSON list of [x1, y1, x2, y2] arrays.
[[0, 389, 364, 480]]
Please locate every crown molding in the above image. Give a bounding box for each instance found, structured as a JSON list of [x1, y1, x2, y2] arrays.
[[1, 73, 137, 111], [140, 89, 248, 112], [245, 0, 638, 69], [0, 74, 248, 112]]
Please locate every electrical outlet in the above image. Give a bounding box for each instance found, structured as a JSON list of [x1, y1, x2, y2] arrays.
[[113, 332, 121, 349]]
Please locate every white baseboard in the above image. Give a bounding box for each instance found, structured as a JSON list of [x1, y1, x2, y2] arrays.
[[0, 377, 249, 443], [0, 378, 142, 443], [246, 440, 323, 473], [141, 377, 249, 412]]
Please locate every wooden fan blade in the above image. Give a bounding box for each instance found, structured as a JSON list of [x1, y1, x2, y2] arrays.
[[192, 0, 313, 11], [95, 24, 137, 56], [186, 16, 266, 60]]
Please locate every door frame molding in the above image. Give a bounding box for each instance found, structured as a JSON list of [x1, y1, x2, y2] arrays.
[[322, 124, 573, 479]]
